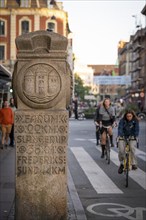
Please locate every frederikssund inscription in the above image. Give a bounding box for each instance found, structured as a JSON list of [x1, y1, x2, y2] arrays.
[[17, 165, 66, 175], [17, 155, 66, 165], [17, 154, 66, 175]]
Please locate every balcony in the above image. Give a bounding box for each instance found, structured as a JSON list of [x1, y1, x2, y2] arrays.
[[132, 43, 144, 52]]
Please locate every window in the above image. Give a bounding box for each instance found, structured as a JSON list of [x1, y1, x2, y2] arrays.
[[0, 45, 5, 60], [0, 20, 5, 35], [21, 20, 29, 34], [21, 0, 30, 7], [47, 22, 55, 32], [0, 0, 5, 8]]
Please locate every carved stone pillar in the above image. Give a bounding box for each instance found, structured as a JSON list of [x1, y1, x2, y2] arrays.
[[13, 30, 72, 220]]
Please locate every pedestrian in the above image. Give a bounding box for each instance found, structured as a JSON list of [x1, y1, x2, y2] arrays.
[[99, 98, 116, 158], [117, 110, 139, 174], [73, 97, 78, 120], [9, 98, 16, 147], [0, 100, 14, 149], [94, 103, 101, 146]]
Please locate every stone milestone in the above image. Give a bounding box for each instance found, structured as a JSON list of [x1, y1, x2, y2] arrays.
[[13, 30, 73, 220]]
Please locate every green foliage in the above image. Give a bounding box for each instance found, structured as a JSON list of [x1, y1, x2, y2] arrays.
[[74, 73, 91, 100], [120, 103, 140, 116], [125, 103, 140, 112], [83, 107, 96, 119]]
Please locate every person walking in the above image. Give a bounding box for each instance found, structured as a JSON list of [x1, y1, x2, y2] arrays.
[[0, 100, 14, 149], [99, 98, 116, 158], [73, 97, 78, 120], [94, 103, 101, 146], [9, 98, 16, 147], [117, 110, 139, 174]]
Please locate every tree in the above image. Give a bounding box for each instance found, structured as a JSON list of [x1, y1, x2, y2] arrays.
[[74, 73, 91, 101]]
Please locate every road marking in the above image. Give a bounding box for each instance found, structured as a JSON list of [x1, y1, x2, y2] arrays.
[[71, 147, 123, 194], [96, 146, 146, 190], [74, 138, 86, 141], [68, 168, 87, 220], [87, 203, 146, 220], [89, 138, 146, 162], [136, 148, 146, 162]]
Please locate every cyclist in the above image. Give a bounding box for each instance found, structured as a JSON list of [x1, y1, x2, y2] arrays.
[[117, 110, 139, 174], [99, 98, 116, 158]]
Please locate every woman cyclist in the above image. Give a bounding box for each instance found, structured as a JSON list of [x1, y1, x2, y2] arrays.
[[117, 110, 139, 174], [99, 98, 116, 158]]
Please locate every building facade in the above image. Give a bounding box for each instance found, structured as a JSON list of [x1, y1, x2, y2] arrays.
[[0, 0, 70, 70], [0, 0, 72, 103], [118, 28, 146, 111], [88, 64, 119, 101]]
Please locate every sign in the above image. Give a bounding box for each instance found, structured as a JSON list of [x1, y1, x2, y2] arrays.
[[84, 95, 96, 100], [94, 76, 131, 85]]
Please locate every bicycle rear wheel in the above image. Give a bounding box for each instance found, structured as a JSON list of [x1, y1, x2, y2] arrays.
[[106, 139, 110, 164]]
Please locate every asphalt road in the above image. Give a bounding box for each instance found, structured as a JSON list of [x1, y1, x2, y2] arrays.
[[68, 119, 146, 220]]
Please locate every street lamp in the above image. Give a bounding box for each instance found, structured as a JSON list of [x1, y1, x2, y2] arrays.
[[135, 93, 139, 97]]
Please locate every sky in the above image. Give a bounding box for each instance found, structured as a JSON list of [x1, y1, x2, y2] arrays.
[[62, 0, 146, 65]]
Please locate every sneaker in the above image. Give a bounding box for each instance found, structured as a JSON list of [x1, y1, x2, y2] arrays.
[[1, 145, 4, 149], [118, 164, 124, 174], [101, 153, 104, 158], [132, 165, 137, 170]]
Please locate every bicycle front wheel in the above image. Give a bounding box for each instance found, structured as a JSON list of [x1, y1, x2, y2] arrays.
[[125, 154, 129, 187]]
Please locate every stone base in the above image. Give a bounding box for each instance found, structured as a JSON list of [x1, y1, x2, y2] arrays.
[[15, 110, 68, 220]]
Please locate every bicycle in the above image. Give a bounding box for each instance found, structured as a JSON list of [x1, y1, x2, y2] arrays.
[[123, 137, 131, 187], [102, 125, 111, 164], [117, 136, 138, 188]]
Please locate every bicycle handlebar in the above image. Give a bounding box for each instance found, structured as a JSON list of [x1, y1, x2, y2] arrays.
[[117, 136, 139, 148]]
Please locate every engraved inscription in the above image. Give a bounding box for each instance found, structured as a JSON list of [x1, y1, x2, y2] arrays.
[[15, 111, 68, 176]]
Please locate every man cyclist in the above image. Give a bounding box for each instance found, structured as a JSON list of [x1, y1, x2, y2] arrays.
[[99, 98, 116, 158], [117, 110, 139, 174]]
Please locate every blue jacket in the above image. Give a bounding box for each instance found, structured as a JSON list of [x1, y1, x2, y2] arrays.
[[118, 118, 139, 137]]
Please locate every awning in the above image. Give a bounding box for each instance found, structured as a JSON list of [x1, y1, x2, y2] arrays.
[[0, 64, 12, 82]]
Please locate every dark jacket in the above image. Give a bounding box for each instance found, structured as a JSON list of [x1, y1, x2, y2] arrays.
[[118, 118, 139, 137]]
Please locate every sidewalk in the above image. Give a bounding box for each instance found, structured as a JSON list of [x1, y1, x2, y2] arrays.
[[0, 145, 86, 220], [0, 146, 15, 220]]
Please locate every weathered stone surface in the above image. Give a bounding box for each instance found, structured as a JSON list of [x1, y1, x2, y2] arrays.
[[13, 30, 73, 110], [13, 30, 72, 220], [15, 110, 68, 220]]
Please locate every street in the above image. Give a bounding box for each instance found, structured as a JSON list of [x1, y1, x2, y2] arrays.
[[0, 119, 146, 220], [68, 119, 146, 220]]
